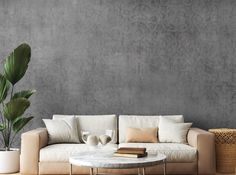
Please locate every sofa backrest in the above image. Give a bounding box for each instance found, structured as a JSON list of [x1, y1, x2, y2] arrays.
[[52, 114, 184, 144], [75, 115, 117, 143], [118, 115, 184, 143], [53, 114, 117, 143]]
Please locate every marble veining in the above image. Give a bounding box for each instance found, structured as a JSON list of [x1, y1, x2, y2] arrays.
[[69, 151, 166, 168]]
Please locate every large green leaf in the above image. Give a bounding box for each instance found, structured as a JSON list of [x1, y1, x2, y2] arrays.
[[13, 116, 33, 133], [4, 43, 31, 85], [0, 74, 10, 103], [3, 98, 30, 121], [12, 89, 36, 99]]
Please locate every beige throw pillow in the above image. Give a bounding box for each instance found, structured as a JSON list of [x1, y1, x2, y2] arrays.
[[43, 117, 80, 144], [158, 116, 192, 143], [125, 127, 158, 143]]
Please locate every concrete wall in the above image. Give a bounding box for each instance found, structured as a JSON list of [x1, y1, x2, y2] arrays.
[[0, 0, 236, 146]]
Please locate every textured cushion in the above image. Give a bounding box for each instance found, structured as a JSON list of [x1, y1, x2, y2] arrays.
[[119, 115, 184, 143], [43, 117, 80, 144], [119, 143, 197, 163], [158, 117, 192, 143], [53, 114, 117, 143], [40, 144, 118, 162], [126, 127, 158, 143]]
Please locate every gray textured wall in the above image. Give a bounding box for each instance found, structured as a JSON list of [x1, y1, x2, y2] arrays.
[[0, 0, 236, 145]]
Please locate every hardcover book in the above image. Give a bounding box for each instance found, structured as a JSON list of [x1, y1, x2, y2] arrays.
[[116, 147, 146, 154], [114, 152, 148, 158]]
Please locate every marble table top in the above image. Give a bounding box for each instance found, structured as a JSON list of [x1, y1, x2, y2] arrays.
[[69, 151, 166, 169]]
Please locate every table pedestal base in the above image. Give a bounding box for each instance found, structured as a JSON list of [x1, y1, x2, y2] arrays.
[[89, 167, 147, 175]]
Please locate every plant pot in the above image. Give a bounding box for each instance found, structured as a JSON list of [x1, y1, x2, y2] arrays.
[[0, 148, 20, 173]]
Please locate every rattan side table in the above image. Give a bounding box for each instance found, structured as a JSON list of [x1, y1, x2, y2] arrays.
[[209, 128, 236, 173]]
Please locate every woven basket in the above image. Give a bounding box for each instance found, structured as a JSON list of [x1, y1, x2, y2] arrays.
[[209, 128, 236, 173]]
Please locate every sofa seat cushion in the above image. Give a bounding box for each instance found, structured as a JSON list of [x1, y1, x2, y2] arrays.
[[40, 144, 117, 162], [119, 143, 197, 163]]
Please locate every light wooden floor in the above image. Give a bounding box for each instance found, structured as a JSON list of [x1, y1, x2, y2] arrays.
[[1, 173, 235, 175]]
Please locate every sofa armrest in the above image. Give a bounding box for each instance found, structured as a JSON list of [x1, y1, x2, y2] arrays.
[[187, 127, 216, 175], [20, 128, 48, 175]]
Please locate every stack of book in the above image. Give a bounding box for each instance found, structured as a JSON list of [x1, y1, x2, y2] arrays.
[[114, 147, 147, 158]]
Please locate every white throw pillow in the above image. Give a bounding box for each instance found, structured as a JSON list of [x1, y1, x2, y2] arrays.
[[43, 117, 80, 144], [158, 116, 192, 143]]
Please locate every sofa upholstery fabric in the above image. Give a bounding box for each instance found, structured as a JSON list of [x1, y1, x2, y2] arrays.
[[40, 143, 196, 163], [40, 144, 117, 162], [43, 117, 80, 144], [125, 127, 158, 143], [20, 128, 48, 175], [158, 116, 192, 143], [20, 115, 216, 175], [52, 114, 117, 143], [119, 115, 184, 143], [119, 143, 197, 162], [188, 128, 216, 175]]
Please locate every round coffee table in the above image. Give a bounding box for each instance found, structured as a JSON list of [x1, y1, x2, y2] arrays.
[[69, 151, 167, 175]]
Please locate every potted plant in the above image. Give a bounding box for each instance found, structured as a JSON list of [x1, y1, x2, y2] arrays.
[[0, 43, 35, 173]]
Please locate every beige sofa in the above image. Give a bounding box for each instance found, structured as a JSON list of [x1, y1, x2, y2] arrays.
[[20, 115, 216, 175]]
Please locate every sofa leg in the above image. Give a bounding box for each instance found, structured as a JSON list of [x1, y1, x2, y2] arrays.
[[90, 168, 94, 175], [163, 159, 166, 175], [142, 167, 145, 175], [70, 164, 72, 175], [138, 168, 141, 175]]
